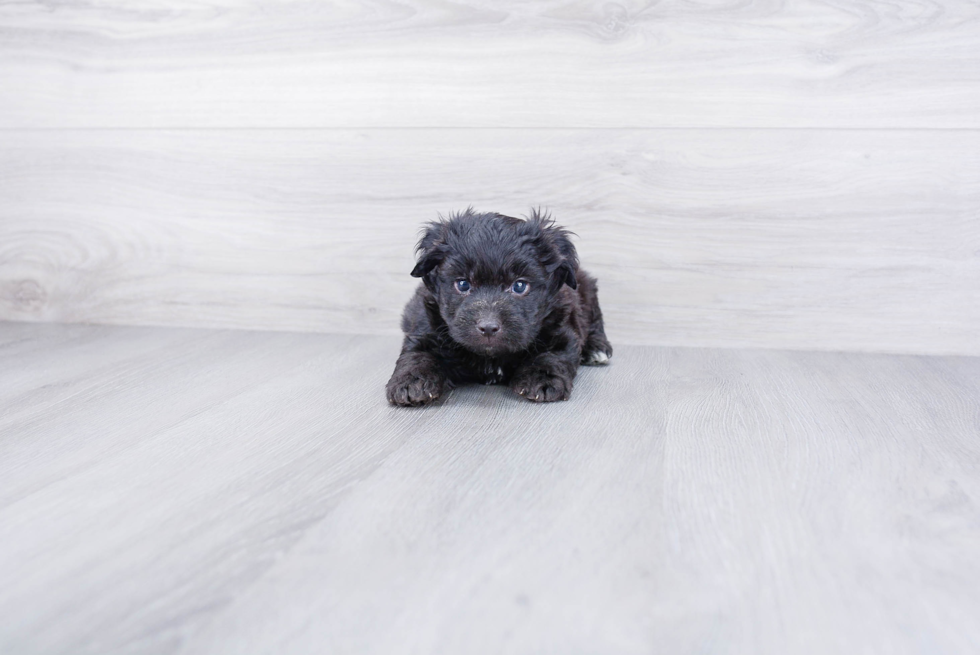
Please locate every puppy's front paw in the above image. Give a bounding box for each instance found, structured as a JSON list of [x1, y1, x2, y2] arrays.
[[512, 369, 572, 403], [386, 368, 445, 407]]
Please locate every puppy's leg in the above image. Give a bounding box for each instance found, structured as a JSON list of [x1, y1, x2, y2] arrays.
[[511, 348, 580, 403], [386, 350, 447, 407], [583, 327, 613, 366], [579, 274, 613, 366]]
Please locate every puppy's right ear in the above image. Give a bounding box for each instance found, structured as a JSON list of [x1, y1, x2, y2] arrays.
[[410, 249, 444, 278], [411, 221, 449, 289]]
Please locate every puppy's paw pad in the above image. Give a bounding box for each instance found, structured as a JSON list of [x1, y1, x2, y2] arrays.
[[512, 371, 571, 403], [386, 371, 444, 407], [582, 349, 610, 366]]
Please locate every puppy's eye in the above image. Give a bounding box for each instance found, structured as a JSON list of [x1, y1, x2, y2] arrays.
[[455, 279, 471, 293], [511, 280, 529, 295]]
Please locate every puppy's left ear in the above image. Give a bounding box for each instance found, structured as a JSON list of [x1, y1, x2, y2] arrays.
[[532, 210, 579, 293], [552, 260, 578, 291]]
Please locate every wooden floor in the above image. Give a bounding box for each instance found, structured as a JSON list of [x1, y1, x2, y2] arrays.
[[2, 322, 979, 654]]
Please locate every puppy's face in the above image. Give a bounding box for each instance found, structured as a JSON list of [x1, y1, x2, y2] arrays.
[[436, 254, 548, 356], [411, 211, 578, 357]]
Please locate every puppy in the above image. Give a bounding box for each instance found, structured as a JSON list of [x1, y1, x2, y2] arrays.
[[386, 209, 612, 406]]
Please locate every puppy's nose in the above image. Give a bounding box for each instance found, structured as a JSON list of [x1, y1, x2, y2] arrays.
[[477, 320, 500, 337]]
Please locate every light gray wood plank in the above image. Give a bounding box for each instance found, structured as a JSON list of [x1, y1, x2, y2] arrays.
[[180, 346, 980, 655], [0, 323, 417, 654], [1, 129, 978, 355], [1, 0, 979, 128], [1, 323, 979, 654]]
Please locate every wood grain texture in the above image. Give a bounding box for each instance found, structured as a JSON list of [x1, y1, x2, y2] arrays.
[[1, 322, 979, 654], [1, 0, 979, 128], [0, 323, 418, 654], [1, 129, 978, 355]]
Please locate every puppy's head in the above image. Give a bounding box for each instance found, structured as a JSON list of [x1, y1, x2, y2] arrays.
[[410, 209, 578, 356]]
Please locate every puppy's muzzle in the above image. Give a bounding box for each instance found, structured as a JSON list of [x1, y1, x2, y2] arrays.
[[476, 319, 500, 337], [474, 309, 503, 343]]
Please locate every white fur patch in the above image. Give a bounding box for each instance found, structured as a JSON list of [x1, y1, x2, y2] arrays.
[[584, 350, 610, 365]]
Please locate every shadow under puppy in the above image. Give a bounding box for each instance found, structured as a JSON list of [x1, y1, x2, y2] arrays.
[[386, 209, 612, 406]]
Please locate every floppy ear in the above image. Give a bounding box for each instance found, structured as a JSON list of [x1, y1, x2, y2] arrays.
[[529, 209, 579, 293], [554, 260, 578, 291], [547, 260, 578, 293], [411, 220, 449, 290], [410, 249, 444, 278]]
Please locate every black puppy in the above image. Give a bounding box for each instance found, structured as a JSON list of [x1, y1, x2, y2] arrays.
[[386, 209, 612, 406]]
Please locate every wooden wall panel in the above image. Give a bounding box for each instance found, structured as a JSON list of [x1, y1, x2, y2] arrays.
[[1, 0, 979, 128], [2, 129, 977, 355]]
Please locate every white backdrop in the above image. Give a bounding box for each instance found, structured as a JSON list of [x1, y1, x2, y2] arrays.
[[1, 0, 978, 355]]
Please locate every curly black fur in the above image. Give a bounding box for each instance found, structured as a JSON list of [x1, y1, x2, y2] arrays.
[[386, 209, 612, 406]]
